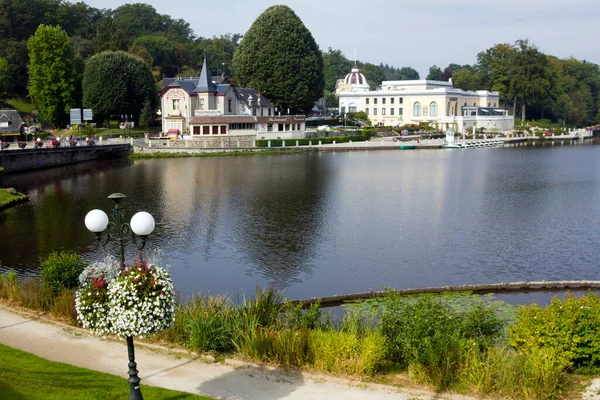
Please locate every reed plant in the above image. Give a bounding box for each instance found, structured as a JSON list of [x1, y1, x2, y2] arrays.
[[50, 289, 77, 324], [307, 328, 386, 375], [461, 345, 569, 399]]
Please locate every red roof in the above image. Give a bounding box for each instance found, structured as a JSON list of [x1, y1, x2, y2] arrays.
[[167, 129, 180, 134], [190, 116, 256, 124]]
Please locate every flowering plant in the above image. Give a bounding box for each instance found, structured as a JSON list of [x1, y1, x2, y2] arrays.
[[107, 259, 175, 338], [75, 253, 175, 339]]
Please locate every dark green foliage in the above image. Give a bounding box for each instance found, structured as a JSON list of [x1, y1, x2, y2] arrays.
[[82, 51, 157, 123], [232, 5, 324, 114], [509, 292, 600, 371], [139, 98, 154, 130], [255, 135, 366, 148], [40, 251, 87, 295], [27, 25, 76, 127]]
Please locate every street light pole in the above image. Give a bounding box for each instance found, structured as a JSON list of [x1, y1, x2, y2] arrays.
[[84, 193, 155, 400]]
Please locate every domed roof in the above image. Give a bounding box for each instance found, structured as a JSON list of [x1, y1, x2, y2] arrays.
[[342, 65, 370, 92]]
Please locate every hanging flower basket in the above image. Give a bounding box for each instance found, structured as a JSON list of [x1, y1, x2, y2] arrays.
[[75, 255, 175, 339]]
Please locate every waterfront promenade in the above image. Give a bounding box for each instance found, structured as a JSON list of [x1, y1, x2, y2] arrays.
[[0, 306, 475, 400]]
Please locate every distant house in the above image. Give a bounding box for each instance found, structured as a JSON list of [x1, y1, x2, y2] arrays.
[[0, 110, 24, 142], [159, 58, 304, 141]]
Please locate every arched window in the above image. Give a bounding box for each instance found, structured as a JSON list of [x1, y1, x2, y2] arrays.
[[429, 102, 438, 117], [413, 102, 421, 117]]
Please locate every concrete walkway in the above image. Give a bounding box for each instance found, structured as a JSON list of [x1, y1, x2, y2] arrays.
[[0, 306, 478, 400]]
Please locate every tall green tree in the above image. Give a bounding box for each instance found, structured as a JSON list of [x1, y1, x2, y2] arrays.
[[232, 5, 324, 114], [508, 40, 555, 121], [27, 24, 76, 127], [82, 51, 157, 123], [322, 48, 352, 91]]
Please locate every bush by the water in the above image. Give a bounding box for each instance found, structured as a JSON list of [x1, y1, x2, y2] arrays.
[[509, 292, 600, 371], [40, 251, 87, 295]]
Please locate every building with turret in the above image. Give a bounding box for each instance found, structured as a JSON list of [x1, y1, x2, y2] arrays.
[[159, 58, 305, 141]]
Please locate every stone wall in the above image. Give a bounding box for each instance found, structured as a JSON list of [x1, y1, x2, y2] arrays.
[[0, 144, 130, 173]]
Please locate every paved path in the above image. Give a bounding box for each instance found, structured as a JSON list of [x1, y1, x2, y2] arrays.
[[0, 307, 480, 400]]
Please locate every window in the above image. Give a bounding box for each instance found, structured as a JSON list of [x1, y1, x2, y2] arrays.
[[373, 108, 378, 115], [382, 108, 386, 116], [261, 108, 264, 116], [413, 102, 421, 116], [423, 107, 428, 117], [203, 126, 210, 135], [430, 102, 438, 117], [399, 98, 403, 104], [365, 108, 369, 115], [473, 102, 476, 106], [341, 106, 346, 114], [391, 98, 395, 104], [349, 105, 357, 113], [252, 108, 256, 116], [390, 108, 394, 115], [374, 98, 378, 105], [172, 98, 179, 110], [366, 98, 369, 105], [382, 98, 386, 105], [212, 126, 219, 135], [193, 126, 200, 135], [399, 108, 403, 115], [220, 126, 226, 134], [268, 108, 272, 116], [228, 98, 232, 113], [267, 124, 273, 132]]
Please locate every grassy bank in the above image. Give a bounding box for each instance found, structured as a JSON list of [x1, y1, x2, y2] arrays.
[[1, 266, 590, 399], [0, 343, 213, 399], [0, 188, 27, 209], [129, 149, 305, 159]]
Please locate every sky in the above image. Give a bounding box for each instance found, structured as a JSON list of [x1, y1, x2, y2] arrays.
[[84, 0, 600, 78]]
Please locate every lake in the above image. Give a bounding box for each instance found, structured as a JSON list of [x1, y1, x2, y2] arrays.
[[2, 141, 600, 303]]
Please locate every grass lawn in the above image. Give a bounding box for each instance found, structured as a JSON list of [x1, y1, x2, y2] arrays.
[[0, 188, 26, 208], [4, 97, 34, 114], [0, 344, 213, 400]]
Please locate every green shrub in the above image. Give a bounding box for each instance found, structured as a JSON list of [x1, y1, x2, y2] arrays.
[[182, 294, 238, 353], [509, 292, 600, 370], [380, 296, 461, 364], [40, 252, 87, 295], [282, 301, 323, 330]]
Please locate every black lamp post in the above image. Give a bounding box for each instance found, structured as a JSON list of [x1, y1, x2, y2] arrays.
[[84, 193, 155, 400]]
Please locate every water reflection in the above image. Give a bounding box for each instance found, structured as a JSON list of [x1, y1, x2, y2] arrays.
[[2, 143, 600, 303]]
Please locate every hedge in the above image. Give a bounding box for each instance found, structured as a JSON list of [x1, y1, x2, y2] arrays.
[[256, 135, 366, 148]]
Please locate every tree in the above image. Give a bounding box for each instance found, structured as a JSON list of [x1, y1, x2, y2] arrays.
[[322, 48, 352, 91], [426, 65, 442, 80], [0, 57, 8, 99], [132, 35, 176, 75], [397, 66, 420, 80], [359, 62, 386, 89], [232, 5, 324, 114], [139, 98, 154, 130], [83, 51, 157, 123], [508, 40, 555, 121], [27, 24, 76, 127]]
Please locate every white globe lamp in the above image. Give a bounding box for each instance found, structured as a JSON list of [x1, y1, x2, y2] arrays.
[[130, 212, 155, 236], [85, 209, 109, 233]]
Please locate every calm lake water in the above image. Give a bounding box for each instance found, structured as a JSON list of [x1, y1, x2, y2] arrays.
[[2, 142, 600, 303]]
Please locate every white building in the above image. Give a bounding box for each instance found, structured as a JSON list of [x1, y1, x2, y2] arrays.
[[159, 58, 305, 140], [337, 65, 514, 133]]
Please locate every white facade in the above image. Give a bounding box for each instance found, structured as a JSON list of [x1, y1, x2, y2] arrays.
[[338, 69, 514, 133]]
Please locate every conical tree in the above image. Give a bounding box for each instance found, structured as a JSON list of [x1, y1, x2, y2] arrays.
[[232, 5, 324, 114]]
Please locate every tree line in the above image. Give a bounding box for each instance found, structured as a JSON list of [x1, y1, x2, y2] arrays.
[[0, 1, 598, 128]]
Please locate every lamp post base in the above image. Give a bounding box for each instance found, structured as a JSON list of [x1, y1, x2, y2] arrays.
[[127, 335, 144, 400]]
